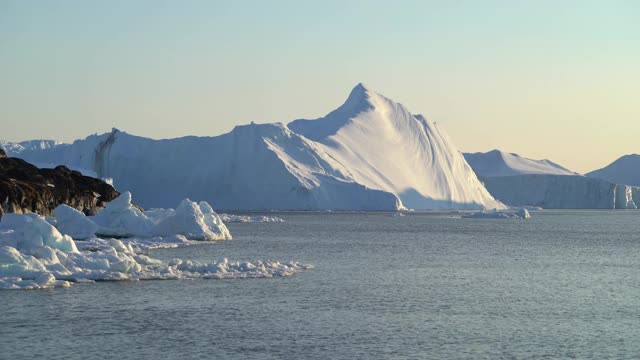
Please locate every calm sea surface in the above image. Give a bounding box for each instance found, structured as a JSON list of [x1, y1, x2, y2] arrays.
[[2, 211, 639, 359]]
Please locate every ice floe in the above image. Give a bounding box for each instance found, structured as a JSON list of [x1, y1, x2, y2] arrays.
[[219, 213, 285, 223], [0, 194, 311, 290], [462, 208, 531, 219], [83, 192, 232, 240]]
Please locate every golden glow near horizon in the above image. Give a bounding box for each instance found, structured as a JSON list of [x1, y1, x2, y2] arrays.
[[0, 1, 638, 173]]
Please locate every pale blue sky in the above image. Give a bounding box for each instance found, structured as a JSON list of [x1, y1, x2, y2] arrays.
[[1, 0, 638, 172]]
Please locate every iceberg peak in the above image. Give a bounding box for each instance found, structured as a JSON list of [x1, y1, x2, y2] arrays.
[[341, 83, 375, 111]]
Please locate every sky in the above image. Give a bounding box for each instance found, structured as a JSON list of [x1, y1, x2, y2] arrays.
[[0, 0, 638, 173]]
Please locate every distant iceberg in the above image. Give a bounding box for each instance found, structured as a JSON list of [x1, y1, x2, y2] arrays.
[[465, 150, 640, 209]]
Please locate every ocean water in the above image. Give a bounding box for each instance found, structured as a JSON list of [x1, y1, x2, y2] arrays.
[[2, 211, 639, 359]]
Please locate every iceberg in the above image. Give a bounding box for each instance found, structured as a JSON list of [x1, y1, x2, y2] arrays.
[[75, 192, 233, 241], [153, 199, 232, 240], [4, 84, 504, 211], [464, 149, 640, 209], [481, 175, 640, 209]]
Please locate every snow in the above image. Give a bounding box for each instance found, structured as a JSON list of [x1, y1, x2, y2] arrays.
[[587, 154, 640, 186], [0, 211, 309, 290], [219, 213, 285, 223], [462, 208, 531, 219], [5, 84, 504, 210], [464, 149, 578, 177]]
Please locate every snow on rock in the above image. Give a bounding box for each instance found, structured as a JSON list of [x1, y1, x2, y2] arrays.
[[53, 205, 97, 240], [5, 84, 505, 210], [464, 149, 578, 177], [462, 208, 531, 219], [0, 214, 310, 290], [219, 213, 286, 223]]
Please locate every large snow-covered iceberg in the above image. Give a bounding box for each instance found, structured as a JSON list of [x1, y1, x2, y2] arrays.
[[3, 84, 504, 211], [288, 84, 504, 210]]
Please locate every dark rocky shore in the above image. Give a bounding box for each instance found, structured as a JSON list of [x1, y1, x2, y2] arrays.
[[0, 148, 119, 217]]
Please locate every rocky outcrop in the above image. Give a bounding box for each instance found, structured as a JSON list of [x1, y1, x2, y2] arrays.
[[0, 153, 119, 218]]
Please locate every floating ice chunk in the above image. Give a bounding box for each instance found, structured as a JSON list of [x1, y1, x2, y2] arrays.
[[83, 194, 231, 240], [90, 191, 155, 238], [219, 213, 286, 223], [53, 204, 97, 239], [462, 208, 531, 219], [0, 213, 310, 290], [154, 199, 231, 240]]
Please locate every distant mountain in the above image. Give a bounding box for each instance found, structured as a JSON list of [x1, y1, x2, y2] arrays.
[[463, 149, 578, 178], [587, 154, 640, 186], [2, 84, 504, 210]]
